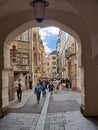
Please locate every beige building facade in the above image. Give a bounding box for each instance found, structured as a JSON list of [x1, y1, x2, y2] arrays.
[[45, 57, 51, 78], [47, 51, 57, 78], [9, 29, 33, 100], [32, 27, 46, 83], [9, 27, 46, 101]]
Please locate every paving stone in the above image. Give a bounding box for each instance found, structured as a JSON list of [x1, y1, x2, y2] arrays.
[[45, 90, 98, 130], [0, 89, 98, 130]]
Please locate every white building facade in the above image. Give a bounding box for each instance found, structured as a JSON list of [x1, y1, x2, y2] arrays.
[[56, 30, 81, 91]]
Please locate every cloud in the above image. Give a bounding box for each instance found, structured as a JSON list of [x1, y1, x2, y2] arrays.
[[39, 26, 59, 40], [39, 31, 48, 40], [39, 26, 59, 56], [46, 27, 59, 35]]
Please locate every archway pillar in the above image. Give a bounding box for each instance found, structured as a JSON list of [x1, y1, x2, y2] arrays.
[[0, 43, 10, 117], [2, 69, 9, 116], [0, 43, 3, 117], [80, 39, 98, 116]]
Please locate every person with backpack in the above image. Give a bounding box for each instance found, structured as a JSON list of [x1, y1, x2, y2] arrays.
[[34, 80, 42, 103], [16, 78, 23, 102]]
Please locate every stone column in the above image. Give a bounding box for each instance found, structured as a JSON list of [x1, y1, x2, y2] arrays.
[[0, 43, 11, 117], [0, 43, 3, 117], [81, 38, 98, 116]]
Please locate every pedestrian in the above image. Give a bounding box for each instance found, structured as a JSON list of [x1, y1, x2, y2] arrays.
[[34, 80, 42, 103], [38, 78, 43, 86], [54, 78, 61, 93], [29, 79, 32, 89], [16, 78, 23, 102], [41, 77, 49, 96], [65, 77, 72, 89], [61, 78, 66, 90], [53, 79, 57, 93], [48, 80, 54, 95]]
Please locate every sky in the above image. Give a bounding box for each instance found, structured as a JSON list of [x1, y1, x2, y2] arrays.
[[39, 26, 59, 56]]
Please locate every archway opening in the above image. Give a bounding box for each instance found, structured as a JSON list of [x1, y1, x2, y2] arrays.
[[2, 20, 83, 115]]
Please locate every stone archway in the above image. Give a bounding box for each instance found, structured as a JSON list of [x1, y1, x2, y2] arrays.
[[0, 16, 98, 117]]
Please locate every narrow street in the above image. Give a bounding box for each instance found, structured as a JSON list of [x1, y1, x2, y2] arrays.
[[9, 90, 46, 114], [0, 89, 98, 130]]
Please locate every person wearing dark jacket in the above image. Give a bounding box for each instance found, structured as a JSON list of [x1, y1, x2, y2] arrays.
[[29, 79, 32, 89], [41, 78, 49, 96], [61, 78, 66, 90], [34, 80, 42, 103], [65, 78, 71, 89], [16, 79, 23, 102], [48, 80, 54, 95]]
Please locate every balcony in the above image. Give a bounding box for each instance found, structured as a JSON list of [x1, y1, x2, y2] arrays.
[[12, 64, 30, 71], [65, 49, 70, 59], [65, 48, 76, 59]]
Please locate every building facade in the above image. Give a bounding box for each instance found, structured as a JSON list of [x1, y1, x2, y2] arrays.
[[9, 27, 46, 101], [56, 30, 81, 90], [47, 51, 57, 78], [32, 27, 46, 83]]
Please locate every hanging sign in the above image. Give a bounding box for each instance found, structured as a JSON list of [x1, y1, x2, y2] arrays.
[[61, 67, 65, 72]]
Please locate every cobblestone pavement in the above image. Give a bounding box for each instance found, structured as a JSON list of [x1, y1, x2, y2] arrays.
[[9, 93, 46, 114], [0, 89, 98, 130], [0, 113, 39, 130], [0, 90, 46, 130], [45, 112, 98, 130], [45, 89, 98, 130], [48, 89, 80, 113]]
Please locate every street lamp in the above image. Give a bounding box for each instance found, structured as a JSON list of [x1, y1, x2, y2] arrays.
[[29, 0, 49, 23]]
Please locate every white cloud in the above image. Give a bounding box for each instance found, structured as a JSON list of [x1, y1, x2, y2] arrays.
[[39, 31, 49, 40], [46, 27, 59, 35], [39, 26, 59, 40], [39, 26, 59, 56]]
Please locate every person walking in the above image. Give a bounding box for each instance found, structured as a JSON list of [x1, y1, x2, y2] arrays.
[[29, 79, 32, 89], [41, 78, 49, 96], [34, 80, 42, 103], [65, 77, 72, 89], [48, 80, 54, 95], [16, 78, 23, 102], [61, 78, 66, 90], [53, 78, 61, 93], [53, 79, 57, 93]]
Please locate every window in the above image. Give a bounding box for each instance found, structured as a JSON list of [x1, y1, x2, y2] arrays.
[[17, 57, 21, 63], [15, 31, 29, 42], [33, 33, 37, 41], [52, 67, 56, 69], [21, 31, 29, 42], [52, 56, 56, 60], [52, 62, 56, 65], [25, 59, 28, 64], [52, 72, 56, 76], [23, 58, 25, 64], [22, 58, 28, 64]]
